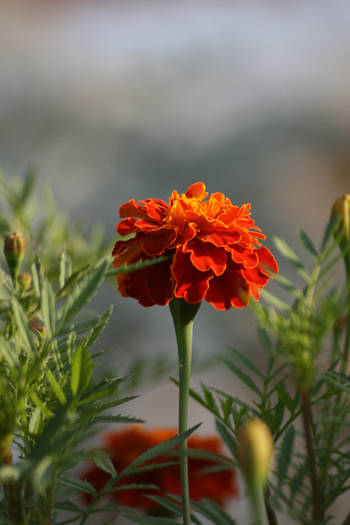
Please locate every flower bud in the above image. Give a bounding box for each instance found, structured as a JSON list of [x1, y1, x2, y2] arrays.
[[238, 418, 273, 489], [331, 194, 350, 244], [18, 272, 32, 291], [3, 232, 25, 282], [29, 318, 46, 338]]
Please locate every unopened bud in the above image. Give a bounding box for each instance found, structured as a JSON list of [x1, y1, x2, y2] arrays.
[[4, 232, 25, 282], [331, 195, 350, 244], [238, 418, 273, 489], [18, 272, 32, 291], [29, 318, 46, 338]]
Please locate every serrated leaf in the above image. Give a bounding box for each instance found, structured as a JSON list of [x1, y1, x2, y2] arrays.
[[0, 336, 18, 367], [84, 306, 113, 348], [121, 514, 179, 525], [32, 456, 54, 494], [31, 257, 44, 299], [275, 384, 295, 413], [40, 279, 56, 339], [89, 450, 116, 476], [122, 424, 201, 477], [260, 289, 290, 311], [71, 346, 93, 397], [95, 415, 144, 424], [11, 297, 37, 357], [29, 406, 41, 435], [277, 425, 295, 485], [79, 377, 121, 405], [298, 229, 318, 258], [215, 420, 236, 459], [226, 347, 264, 378], [30, 392, 54, 419], [222, 359, 261, 395], [273, 237, 304, 269], [45, 368, 67, 404], [59, 475, 97, 496], [57, 259, 108, 333], [59, 251, 72, 290]]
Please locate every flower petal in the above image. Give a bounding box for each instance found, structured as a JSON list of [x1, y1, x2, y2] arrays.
[[184, 239, 227, 276], [206, 268, 250, 310], [172, 248, 212, 303], [185, 182, 208, 201]]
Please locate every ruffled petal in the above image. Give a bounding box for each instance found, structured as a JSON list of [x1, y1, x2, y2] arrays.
[[172, 248, 212, 303], [206, 268, 250, 310], [230, 245, 258, 269], [185, 182, 208, 201], [257, 246, 278, 276], [117, 259, 172, 307], [119, 199, 149, 219], [199, 229, 241, 247], [184, 239, 227, 276]]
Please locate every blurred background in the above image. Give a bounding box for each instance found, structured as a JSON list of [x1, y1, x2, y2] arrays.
[[1, 1, 350, 522]]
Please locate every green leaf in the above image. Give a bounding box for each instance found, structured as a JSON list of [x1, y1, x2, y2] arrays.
[[57, 259, 108, 333], [71, 346, 93, 397], [11, 297, 37, 357], [0, 336, 18, 367], [59, 475, 97, 496], [215, 420, 236, 459], [190, 498, 237, 525], [45, 368, 67, 404], [79, 377, 121, 405], [145, 496, 203, 525], [59, 251, 72, 290], [32, 456, 54, 494], [84, 306, 113, 348], [28, 407, 41, 435], [226, 347, 264, 378], [222, 359, 261, 395], [95, 415, 144, 424], [31, 257, 44, 299], [41, 279, 56, 339], [275, 384, 295, 414], [30, 392, 54, 419], [298, 229, 318, 258], [260, 290, 290, 311], [273, 237, 304, 269], [121, 514, 179, 525], [277, 425, 295, 485], [89, 450, 116, 476], [122, 424, 201, 476]]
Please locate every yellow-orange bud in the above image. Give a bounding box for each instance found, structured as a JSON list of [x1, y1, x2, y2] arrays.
[[331, 194, 350, 243], [18, 272, 32, 291], [29, 318, 46, 338], [238, 418, 273, 488], [3, 232, 25, 282]]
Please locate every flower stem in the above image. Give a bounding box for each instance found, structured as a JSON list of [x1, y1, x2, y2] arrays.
[[250, 483, 269, 525], [169, 298, 200, 525], [300, 389, 324, 524]]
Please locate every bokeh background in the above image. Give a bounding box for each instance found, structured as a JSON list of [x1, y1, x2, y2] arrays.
[[1, 1, 350, 522]]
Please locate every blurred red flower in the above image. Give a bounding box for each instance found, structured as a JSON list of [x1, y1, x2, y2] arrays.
[[81, 426, 238, 511], [112, 182, 277, 309]]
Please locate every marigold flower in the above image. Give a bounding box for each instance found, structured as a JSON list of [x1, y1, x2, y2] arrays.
[[112, 182, 277, 309], [81, 426, 238, 510]]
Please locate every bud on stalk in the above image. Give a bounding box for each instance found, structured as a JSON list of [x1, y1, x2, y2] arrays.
[[238, 418, 273, 489], [3, 232, 25, 283]]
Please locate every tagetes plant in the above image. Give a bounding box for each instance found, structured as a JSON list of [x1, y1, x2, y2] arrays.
[[113, 182, 277, 524], [82, 426, 238, 513]]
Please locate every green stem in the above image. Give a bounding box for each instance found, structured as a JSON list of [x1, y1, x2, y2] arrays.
[[300, 390, 324, 524], [250, 483, 268, 525], [169, 298, 200, 525]]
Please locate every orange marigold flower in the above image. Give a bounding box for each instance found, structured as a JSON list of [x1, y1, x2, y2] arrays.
[[81, 426, 238, 510], [112, 182, 278, 309]]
